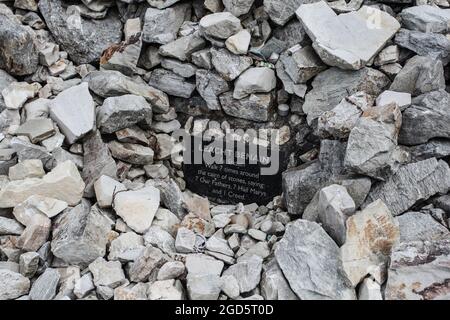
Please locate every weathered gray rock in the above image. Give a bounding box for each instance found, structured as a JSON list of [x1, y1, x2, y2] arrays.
[[161, 59, 197, 78], [259, 20, 308, 58], [223, 0, 255, 17], [2, 82, 40, 110], [128, 246, 169, 283], [376, 90, 411, 110], [390, 55, 445, 96], [0, 70, 16, 111], [159, 32, 206, 62], [302, 67, 389, 125], [187, 274, 222, 300], [97, 95, 152, 134], [51, 201, 112, 267], [148, 279, 184, 300], [94, 175, 126, 208], [84, 70, 169, 114], [279, 46, 326, 84], [146, 179, 186, 219], [219, 92, 274, 122], [264, 0, 314, 26], [199, 12, 242, 40], [318, 184, 356, 246], [385, 240, 450, 300], [364, 158, 450, 216], [0, 269, 30, 300], [0, 161, 85, 208], [89, 258, 126, 289], [38, 0, 122, 65], [223, 254, 263, 293], [395, 29, 450, 64], [108, 141, 154, 165], [0, 216, 24, 236], [144, 226, 176, 255], [0, 6, 38, 76], [114, 187, 160, 234], [399, 5, 450, 34], [196, 70, 230, 111], [143, 3, 191, 44], [15, 119, 55, 144], [409, 139, 450, 161], [29, 268, 60, 300], [157, 261, 185, 280], [225, 29, 251, 55], [233, 67, 277, 99], [344, 104, 402, 179], [341, 200, 399, 287], [399, 90, 450, 146], [147, 0, 183, 9], [148, 69, 196, 98], [261, 258, 298, 300], [211, 47, 253, 81], [275, 219, 355, 300], [175, 227, 196, 253], [397, 211, 450, 243], [19, 252, 39, 278], [49, 83, 95, 144], [297, 2, 400, 70], [73, 273, 95, 299]]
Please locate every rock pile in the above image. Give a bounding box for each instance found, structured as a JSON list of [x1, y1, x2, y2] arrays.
[[0, 0, 450, 301]]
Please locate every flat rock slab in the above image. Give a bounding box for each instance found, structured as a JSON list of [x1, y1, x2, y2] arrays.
[[297, 1, 400, 70]]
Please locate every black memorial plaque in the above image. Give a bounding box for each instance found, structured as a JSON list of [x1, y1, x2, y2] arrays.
[[183, 135, 291, 205]]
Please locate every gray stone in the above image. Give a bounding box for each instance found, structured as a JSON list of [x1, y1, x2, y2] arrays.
[[89, 258, 126, 289], [399, 5, 450, 34], [157, 261, 185, 280], [264, 0, 315, 26], [185, 254, 224, 276], [113, 187, 160, 234], [159, 32, 206, 62], [143, 3, 191, 44], [374, 45, 399, 66], [15, 119, 55, 144], [143, 226, 176, 255], [397, 211, 450, 243], [84, 70, 169, 114], [206, 234, 234, 256], [297, 2, 400, 70], [261, 258, 298, 300], [279, 46, 326, 84], [0, 70, 16, 111], [390, 55, 445, 96], [196, 70, 230, 111], [275, 219, 355, 299], [223, 254, 263, 293], [73, 273, 95, 299], [302, 67, 389, 125], [175, 227, 196, 253], [148, 279, 184, 300], [100, 36, 142, 76], [38, 0, 122, 65], [82, 130, 118, 197], [49, 83, 95, 144], [199, 12, 242, 40], [409, 139, 450, 161], [259, 20, 308, 58], [220, 92, 274, 122], [223, 0, 255, 17], [233, 67, 277, 99], [146, 179, 186, 219], [187, 274, 222, 300], [211, 47, 253, 81], [10, 137, 53, 170], [0, 216, 24, 236], [128, 246, 169, 283], [148, 69, 196, 98], [51, 201, 112, 267], [399, 90, 450, 146], [2, 82, 40, 110], [108, 141, 154, 165], [395, 29, 450, 65], [0, 270, 30, 300], [385, 240, 450, 300], [344, 104, 402, 179], [0, 6, 38, 76], [94, 175, 126, 208], [19, 252, 39, 278], [364, 158, 450, 216], [318, 184, 356, 246], [108, 232, 145, 262], [29, 268, 60, 300], [97, 95, 152, 134], [376, 90, 411, 110], [225, 29, 251, 55], [161, 59, 197, 78]]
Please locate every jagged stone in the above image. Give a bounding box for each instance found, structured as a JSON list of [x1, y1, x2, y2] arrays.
[[148, 69, 196, 98], [279, 46, 326, 84], [223, 0, 255, 17], [225, 29, 251, 55], [275, 219, 355, 300], [94, 175, 126, 208], [210, 47, 253, 81], [148, 279, 184, 300], [196, 70, 230, 111], [89, 258, 126, 289], [0, 217, 24, 236], [0, 270, 30, 300], [29, 268, 60, 300], [219, 92, 274, 122], [233, 67, 277, 99], [260, 258, 298, 300], [397, 211, 450, 243], [8, 159, 45, 181], [199, 12, 242, 40], [159, 32, 206, 63], [128, 246, 169, 283], [264, 0, 315, 26]]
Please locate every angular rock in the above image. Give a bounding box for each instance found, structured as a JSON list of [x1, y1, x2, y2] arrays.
[[148, 69, 196, 98], [143, 226, 176, 255], [0, 6, 38, 76], [94, 175, 126, 208], [84, 70, 169, 114], [385, 240, 450, 300], [143, 3, 191, 44], [159, 32, 206, 62], [223, 0, 255, 17], [219, 92, 274, 122], [210, 47, 253, 81], [51, 201, 112, 267], [261, 258, 298, 300], [161, 59, 197, 78], [297, 2, 400, 70], [9, 159, 45, 181], [19, 252, 39, 278], [399, 90, 450, 146], [175, 227, 196, 253], [148, 279, 184, 300], [187, 274, 222, 300], [0, 216, 24, 236], [344, 104, 402, 178], [0, 270, 30, 300], [199, 12, 242, 40], [49, 83, 95, 144], [113, 187, 160, 234], [264, 0, 312, 26], [233, 67, 277, 99], [279, 46, 326, 84], [364, 158, 450, 216], [38, 0, 122, 65], [108, 141, 154, 165], [275, 219, 355, 299], [223, 254, 263, 293], [376, 90, 411, 110], [196, 70, 230, 111], [341, 200, 399, 287], [73, 273, 95, 299], [97, 95, 152, 134], [29, 268, 60, 300], [397, 211, 450, 243], [225, 29, 251, 55], [89, 258, 126, 289], [399, 5, 450, 34], [318, 184, 356, 246], [0, 161, 84, 208], [108, 232, 144, 262], [390, 55, 445, 96], [15, 119, 55, 144], [302, 67, 389, 125], [128, 246, 169, 283], [358, 277, 382, 300], [157, 261, 185, 280]]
